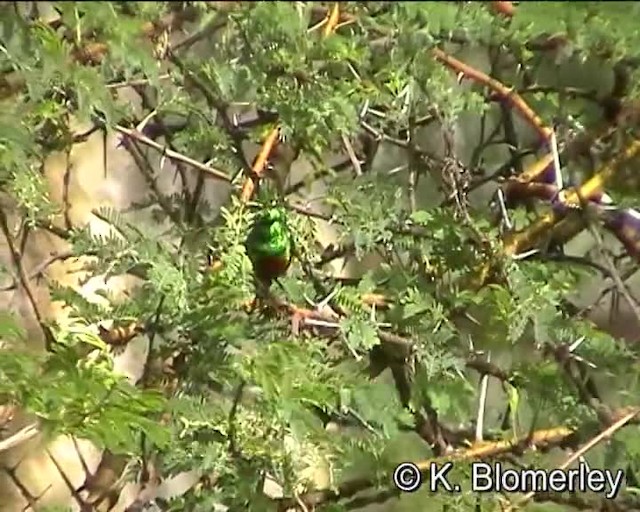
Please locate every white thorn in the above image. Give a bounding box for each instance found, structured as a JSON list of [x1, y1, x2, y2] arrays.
[[550, 130, 563, 189], [387, 164, 408, 175], [496, 188, 513, 230], [572, 354, 597, 369], [303, 318, 339, 329], [359, 100, 370, 120], [457, 72, 465, 84], [302, 293, 316, 307], [368, 108, 387, 119], [600, 193, 613, 205], [568, 336, 586, 353], [464, 312, 481, 326], [512, 248, 540, 260], [136, 109, 157, 132], [317, 287, 340, 310]]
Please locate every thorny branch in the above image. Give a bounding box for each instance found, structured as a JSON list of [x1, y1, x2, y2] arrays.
[[114, 125, 231, 183], [277, 406, 640, 510], [0, 205, 55, 350], [507, 407, 640, 511], [238, 2, 342, 204], [3, 2, 640, 511]]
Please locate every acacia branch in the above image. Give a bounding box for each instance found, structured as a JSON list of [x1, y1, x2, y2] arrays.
[[503, 138, 640, 257], [0, 5, 203, 99], [512, 407, 640, 510], [431, 48, 553, 143], [0, 206, 55, 350], [114, 125, 231, 183], [238, 3, 342, 204], [277, 406, 640, 510], [0, 422, 39, 453]]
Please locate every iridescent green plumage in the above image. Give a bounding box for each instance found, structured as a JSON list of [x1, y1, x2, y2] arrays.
[[245, 207, 293, 286]]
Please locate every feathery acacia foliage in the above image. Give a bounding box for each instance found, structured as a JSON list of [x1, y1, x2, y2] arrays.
[[1, 2, 640, 511]]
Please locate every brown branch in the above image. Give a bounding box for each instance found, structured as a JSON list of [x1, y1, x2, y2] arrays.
[[78, 450, 128, 509], [466, 356, 512, 382], [0, 205, 55, 350], [431, 48, 553, 143], [239, 126, 281, 203], [114, 125, 230, 182], [513, 407, 640, 510], [238, 2, 342, 204], [45, 448, 91, 511], [279, 406, 639, 510], [503, 138, 640, 257], [2, 461, 46, 510]]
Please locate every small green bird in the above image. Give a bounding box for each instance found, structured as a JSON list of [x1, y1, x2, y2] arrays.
[[245, 207, 293, 290]]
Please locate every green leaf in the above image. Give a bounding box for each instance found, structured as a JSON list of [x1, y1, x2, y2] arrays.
[[339, 316, 380, 353]]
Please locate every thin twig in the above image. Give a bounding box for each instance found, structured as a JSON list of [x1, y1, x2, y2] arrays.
[[0, 250, 97, 292], [0, 422, 39, 453], [588, 222, 640, 323], [340, 133, 363, 176], [513, 407, 640, 509], [239, 126, 280, 203], [114, 125, 231, 182], [0, 206, 55, 349]]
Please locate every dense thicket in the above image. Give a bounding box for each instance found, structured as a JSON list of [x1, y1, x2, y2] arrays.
[[1, 2, 640, 511]]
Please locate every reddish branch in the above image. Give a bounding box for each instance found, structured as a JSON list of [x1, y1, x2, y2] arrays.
[[238, 3, 342, 204], [431, 47, 553, 143], [239, 126, 281, 203], [431, 33, 640, 268]]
